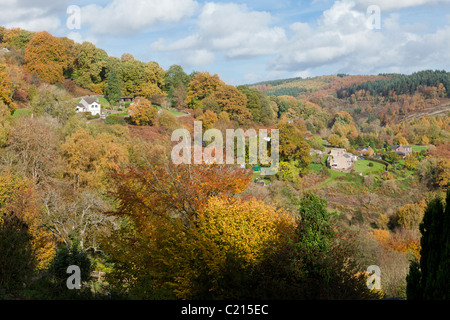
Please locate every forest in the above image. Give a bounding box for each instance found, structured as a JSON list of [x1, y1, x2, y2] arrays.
[[0, 27, 449, 301]]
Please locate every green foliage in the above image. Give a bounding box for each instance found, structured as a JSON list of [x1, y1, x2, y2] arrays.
[[308, 136, 325, 151], [48, 241, 92, 287], [277, 161, 298, 182], [250, 193, 379, 300], [278, 122, 311, 176], [237, 85, 274, 124], [5, 29, 35, 49], [71, 42, 108, 93], [106, 68, 121, 105], [406, 190, 450, 299], [164, 64, 190, 94], [30, 85, 75, 124], [341, 70, 450, 98], [266, 87, 307, 97]]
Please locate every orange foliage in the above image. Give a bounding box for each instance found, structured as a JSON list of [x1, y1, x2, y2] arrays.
[[109, 162, 252, 226], [0, 65, 17, 113], [186, 72, 225, 108], [24, 31, 67, 84], [372, 229, 421, 260]]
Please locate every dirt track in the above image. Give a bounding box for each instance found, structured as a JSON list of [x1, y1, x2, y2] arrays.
[[399, 101, 450, 123]]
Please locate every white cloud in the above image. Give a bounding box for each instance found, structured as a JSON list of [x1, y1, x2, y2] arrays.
[[151, 2, 287, 65], [79, 0, 199, 35], [183, 49, 216, 67], [269, 0, 450, 75], [0, 1, 69, 32], [354, 0, 449, 11]]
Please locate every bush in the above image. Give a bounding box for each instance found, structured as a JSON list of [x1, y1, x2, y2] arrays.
[[48, 241, 92, 289], [86, 114, 100, 120]]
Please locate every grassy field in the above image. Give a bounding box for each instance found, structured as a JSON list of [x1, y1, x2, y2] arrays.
[[107, 112, 128, 117], [98, 97, 110, 107], [354, 160, 385, 176], [155, 106, 187, 116], [12, 108, 32, 118], [411, 145, 430, 152], [309, 163, 324, 174], [76, 96, 111, 107]]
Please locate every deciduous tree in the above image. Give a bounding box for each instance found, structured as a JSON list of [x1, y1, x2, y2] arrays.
[[24, 31, 67, 84], [278, 122, 311, 176], [0, 65, 17, 113], [186, 72, 225, 109], [60, 129, 129, 190], [128, 98, 159, 126]]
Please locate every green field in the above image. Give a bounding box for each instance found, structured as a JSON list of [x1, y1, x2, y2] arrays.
[[354, 160, 385, 176], [107, 112, 128, 117], [309, 163, 324, 174], [411, 145, 430, 152], [12, 108, 32, 118], [155, 106, 187, 116], [76, 96, 111, 107], [98, 97, 111, 107]]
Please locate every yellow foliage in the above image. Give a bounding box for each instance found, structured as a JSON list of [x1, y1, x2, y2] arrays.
[[60, 128, 129, 189], [170, 196, 295, 298], [128, 98, 158, 126], [0, 173, 56, 270]]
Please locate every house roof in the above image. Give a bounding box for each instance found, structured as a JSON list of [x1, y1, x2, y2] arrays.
[[83, 97, 99, 105]]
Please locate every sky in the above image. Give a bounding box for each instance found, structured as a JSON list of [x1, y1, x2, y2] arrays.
[[1, 0, 450, 85]]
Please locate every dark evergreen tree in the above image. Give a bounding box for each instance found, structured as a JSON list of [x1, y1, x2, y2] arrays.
[[107, 68, 121, 105], [406, 190, 450, 300], [49, 240, 92, 289]]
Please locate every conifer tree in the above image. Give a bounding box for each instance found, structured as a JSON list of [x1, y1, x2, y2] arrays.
[[406, 190, 450, 299], [107, 68, 121, 106]]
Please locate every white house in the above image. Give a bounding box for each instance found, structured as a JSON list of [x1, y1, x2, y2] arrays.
[[327, 148, 358, 172], [76, 97, 101, 116]]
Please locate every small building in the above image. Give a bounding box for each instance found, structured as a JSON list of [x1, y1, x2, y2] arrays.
[[356, 146, 374, 157], [76, 97, 101, 116], [392, 145, 413, 158], [120, 97, 134, 103]]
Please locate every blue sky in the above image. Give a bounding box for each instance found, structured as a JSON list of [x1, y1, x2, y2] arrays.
[[1, 0, 450, 85]]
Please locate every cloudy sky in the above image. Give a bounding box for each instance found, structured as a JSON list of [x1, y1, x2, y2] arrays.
[[1, 0, 450, 85]]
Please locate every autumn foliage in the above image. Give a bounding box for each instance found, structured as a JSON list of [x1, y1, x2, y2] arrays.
[[0, 65, 16, 113], [128, 98, 159, 126], [24, 31, 67, 84], [108, 161, 252, 225]]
